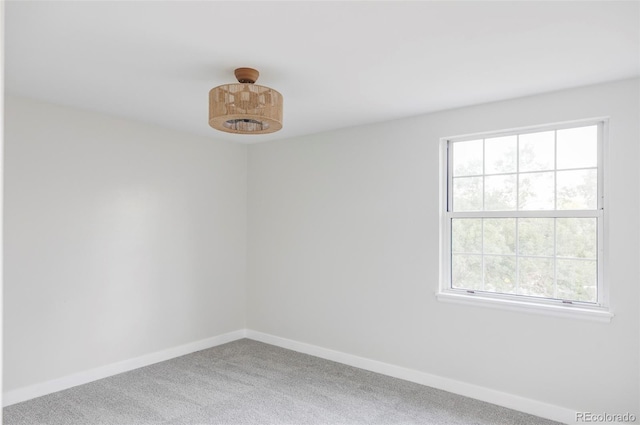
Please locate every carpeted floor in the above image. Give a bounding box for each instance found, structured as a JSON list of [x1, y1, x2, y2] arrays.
[[4, 339, 562, 425]]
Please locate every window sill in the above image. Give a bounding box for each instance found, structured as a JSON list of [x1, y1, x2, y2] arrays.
[[436, 292, 613, 323]]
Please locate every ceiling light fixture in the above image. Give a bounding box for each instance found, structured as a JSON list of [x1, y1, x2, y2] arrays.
[[209, 68, 283, 135]]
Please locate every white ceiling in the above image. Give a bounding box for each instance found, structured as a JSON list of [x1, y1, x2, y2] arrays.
[[5, 1, 639, 144]]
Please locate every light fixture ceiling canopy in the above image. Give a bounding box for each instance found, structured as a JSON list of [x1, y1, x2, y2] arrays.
[[209, 67, 283, 135]]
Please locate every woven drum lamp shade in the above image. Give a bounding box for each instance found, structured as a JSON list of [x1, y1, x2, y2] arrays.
[[209, 68, 283, 134]]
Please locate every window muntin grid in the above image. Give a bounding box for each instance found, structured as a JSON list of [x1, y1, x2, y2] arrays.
[[445, 122, 603, 306]]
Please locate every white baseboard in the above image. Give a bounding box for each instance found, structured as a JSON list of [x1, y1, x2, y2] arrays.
[[4, 328, 578, 424], [3, 329, 246, 407], [245, 330, 576, 425]]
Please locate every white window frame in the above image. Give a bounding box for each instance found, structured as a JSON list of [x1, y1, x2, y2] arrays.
[[438, 118, 613, 322]]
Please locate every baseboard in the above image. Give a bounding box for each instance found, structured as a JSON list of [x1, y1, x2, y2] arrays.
[[4, 328, 578, 424], [3, 329, 246, 407], [245, 330, 576, 425]]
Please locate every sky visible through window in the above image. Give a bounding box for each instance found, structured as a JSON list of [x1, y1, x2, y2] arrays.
[[452, 126, 597, 212]]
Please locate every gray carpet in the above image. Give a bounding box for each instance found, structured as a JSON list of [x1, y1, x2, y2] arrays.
[[4, 339, 562, 425]]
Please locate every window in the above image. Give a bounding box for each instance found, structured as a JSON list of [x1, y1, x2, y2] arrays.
[[439, 120, 611, 320]]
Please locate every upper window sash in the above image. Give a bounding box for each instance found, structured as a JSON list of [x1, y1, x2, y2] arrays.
[[445, 120, 605, 214]]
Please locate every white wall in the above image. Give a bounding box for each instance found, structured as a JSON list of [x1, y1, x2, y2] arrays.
[[1, 0, 5, 417], [3, 96, 247, 392], [247, 79, 639, 417]]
